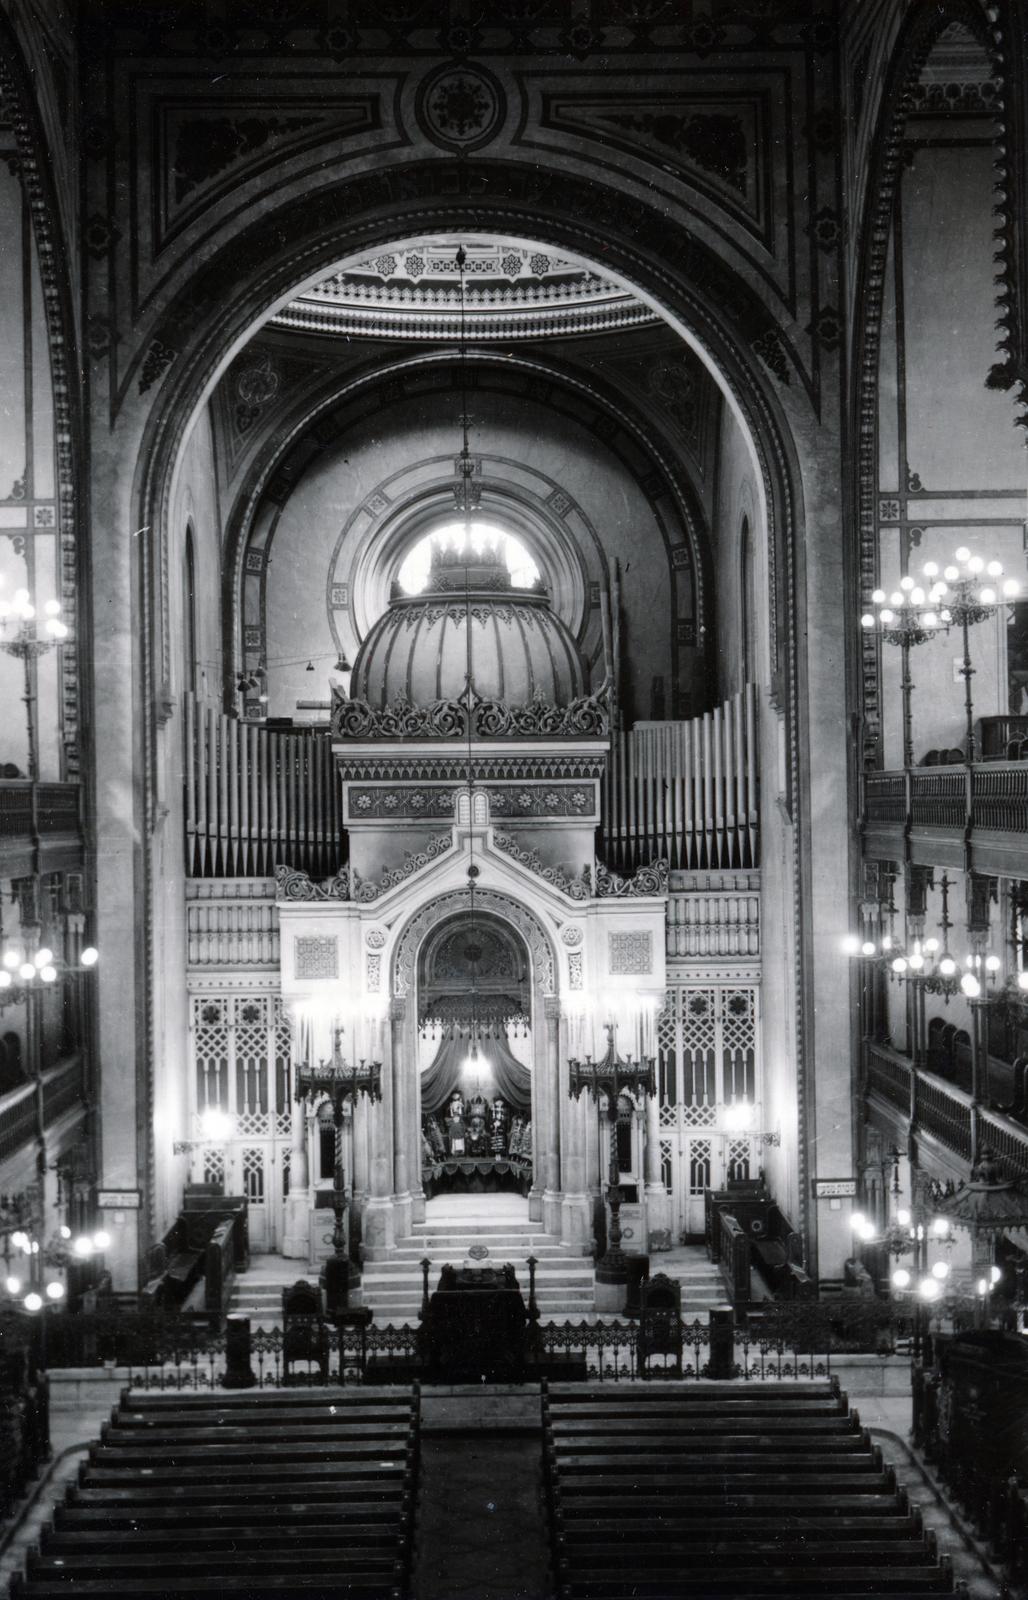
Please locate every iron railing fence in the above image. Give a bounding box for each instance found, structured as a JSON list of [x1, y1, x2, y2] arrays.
[[35, 1299, 901, 1388]]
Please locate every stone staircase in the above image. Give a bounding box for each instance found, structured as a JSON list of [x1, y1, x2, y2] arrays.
[[356, 1208, 595, 1325], [228, 1256, 310, 1328], [654, 1250, 727, 1319]]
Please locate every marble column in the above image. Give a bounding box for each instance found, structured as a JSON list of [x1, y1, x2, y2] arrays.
[[559, 1011, 592, 1252], [390, 998, 412, 1241], [405, 1001, 426, 1225], [361, 1014, 395, 1258], [538, 996, 561, 1231], [281, 1086, 310, 1259], [644, 1091, 671, 1240]]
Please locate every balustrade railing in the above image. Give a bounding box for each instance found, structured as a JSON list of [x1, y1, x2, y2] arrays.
[[0, 1080, 37, 1164], [865, 1039, 1028, 1179], [601, 687, 758, 873], [28, 1299, 894, 1386], [0, 780, 81, 845], [862, 762, 1028, 836], [910, 768, 967, 829], [42, 1055, 84, 1128], [863, 771, 906, 824], [915, 1070, 974, 1160], [184, 693, 343, 878]]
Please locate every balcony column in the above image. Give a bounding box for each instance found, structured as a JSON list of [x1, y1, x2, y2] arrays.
[[281, 1087, 310, 1260], [539, 996, 561, 1232], [644, 1090, 669, 1239], [559, 1010, 591, 1253], [362, 1012, 395, 1258], [390, 998, 412, 1242]]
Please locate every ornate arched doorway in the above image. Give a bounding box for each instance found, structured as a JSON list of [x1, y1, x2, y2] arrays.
[[416, 911, 535, 1217]]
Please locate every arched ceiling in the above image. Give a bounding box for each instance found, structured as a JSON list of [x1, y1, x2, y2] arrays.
[[271, 235, 658, 341]]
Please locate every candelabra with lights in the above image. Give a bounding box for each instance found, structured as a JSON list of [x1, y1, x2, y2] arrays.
[[863, 549, 1020, 766], [0, 581, 69, 782], [0, 941, 98, 1010], [296, 1033, 382, 1304], [860, 576, 947, 769], [1, 1187, 110, 1328], [568, 1023, 656, 1286], [172, 1106, 234, 1159]]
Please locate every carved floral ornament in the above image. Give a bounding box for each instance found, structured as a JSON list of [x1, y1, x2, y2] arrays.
[[331, 683, 609, 741]]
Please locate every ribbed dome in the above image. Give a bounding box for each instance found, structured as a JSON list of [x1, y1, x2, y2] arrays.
[[351, 543, 587, 710]]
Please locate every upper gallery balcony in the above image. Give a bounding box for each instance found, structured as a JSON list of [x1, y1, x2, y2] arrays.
[[862, 718, 1028, 877], [0, 777, 84, 878]]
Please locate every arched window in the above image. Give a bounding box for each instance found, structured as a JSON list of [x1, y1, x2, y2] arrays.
[[740, 516, 755, 687], [184, 522, 198, 696], [397, 520, 540, 596]]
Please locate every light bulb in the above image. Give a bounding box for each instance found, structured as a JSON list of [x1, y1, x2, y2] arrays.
[[842, 934, 861, 955], [908, 951, 925, 971], [0, 973, 11, 990], [861, 613, 875, 629], [940, 608, 952, 623], [979, 587, 997, 605], [921, 612, 938, 629], [5, 1277, 20, 1295], [2, 949, 19, 969], [34, 948, 53, 968], [891, 1268, 911, 1290], [879, 608, 895, 624], [910, 586, 925, 605], [45, 1281, 64, 1300], [923, 562, 939, 578], [1003, 578, 1020, 598], [93, 1230, 111, 1251], [960, 973, 981, 997], [896, 1208, 911, 1226], [199, 1107, 232, 1142], [969, 556, 984, 574], [861, 941, 876, 957], [944, 566, 959, 581], [900, 575, 915, 592], [72, 1236, 94, 1257], [13, 587, 30, 607], [850, 1211, 866, 1232], [43, 598, 61, 615], [923, 938, 939, 953], [987, 561, 1003, 578], [985, 955, 1001, 972], [977, 1278, 989, 1296], [18, 962, 35, 981], [932, 1260, 950, 1280], [1018, 970, 1028, 991], [871, 588, 886, 603], [882, 934, 893, 951], [46, 619, 69, 640], [40, 965, 57, 982], [80, 947, 99, 967], [59, 1225, 71, 1240], [889, 591, 905, 607], [892, 957, 908, 974], [22, 1292, 42, 1312], [918, 1278, 941, 1302], [931, 1217, 950, 1238], [724, 1100, 754, 1132], [10, 1231, 28, 1251], [940, 957, 956, 976], [990, 1264, 1002, 1284], [955, 547, 971, 563]]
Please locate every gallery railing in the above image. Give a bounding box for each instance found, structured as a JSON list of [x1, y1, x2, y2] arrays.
[[863, 762, 1028, 836], [864, 1039, 1028, 1176], [32, 1299, 896, 1388]]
